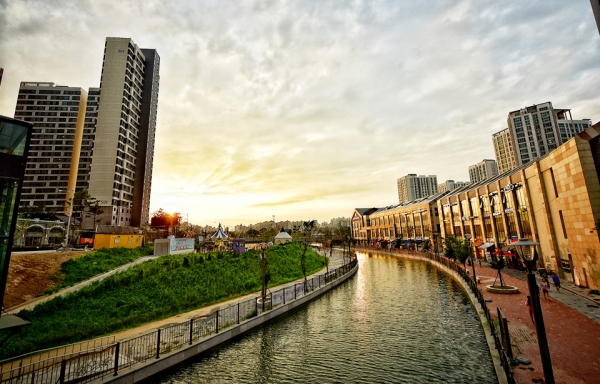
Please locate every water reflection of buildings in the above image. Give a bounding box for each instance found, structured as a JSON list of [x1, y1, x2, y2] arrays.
[[353, 123, 600, 291]]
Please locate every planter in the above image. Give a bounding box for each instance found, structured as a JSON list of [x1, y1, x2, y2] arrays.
[[485, 285, 520, 294]]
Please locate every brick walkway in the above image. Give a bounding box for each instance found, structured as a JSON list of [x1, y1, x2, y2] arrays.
[[472, 263, 600, 384]]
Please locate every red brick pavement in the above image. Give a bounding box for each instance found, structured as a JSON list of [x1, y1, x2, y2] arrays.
[[472, 263, 600, 384]]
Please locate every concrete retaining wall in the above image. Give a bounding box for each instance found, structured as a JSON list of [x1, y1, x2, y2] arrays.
[[100, 264, 359, 384], [361, 249, 508, 384]]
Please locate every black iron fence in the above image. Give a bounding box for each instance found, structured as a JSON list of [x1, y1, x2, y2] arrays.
[[0, 259, 358, 384], [355, 246, 517, 384]]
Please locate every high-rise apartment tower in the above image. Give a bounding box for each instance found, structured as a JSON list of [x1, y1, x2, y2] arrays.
[[397, 174, 438, 203], [468, 159, 498, 184], [88, 37, 160, 227], [14, 82, 89, 214], [493, 102, 592, 174], [437, 180, 469, 193]]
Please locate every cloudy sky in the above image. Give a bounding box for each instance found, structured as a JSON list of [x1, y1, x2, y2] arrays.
[[1, 0, 599, 227]]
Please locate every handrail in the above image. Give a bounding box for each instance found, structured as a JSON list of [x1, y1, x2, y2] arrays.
[[1, 259, 358, 384]]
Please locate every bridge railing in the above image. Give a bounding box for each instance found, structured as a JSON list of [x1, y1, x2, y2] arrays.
[[0, 259, 358, 384]]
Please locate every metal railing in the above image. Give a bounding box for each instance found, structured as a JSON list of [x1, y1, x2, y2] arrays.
[[0, 259, 358, 384], [355, 246, 516, 384]]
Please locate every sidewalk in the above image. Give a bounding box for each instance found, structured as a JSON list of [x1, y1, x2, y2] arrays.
[[108, 249, 346, 342], [6, 254, 164, 313], [471, 262, 600, 384]]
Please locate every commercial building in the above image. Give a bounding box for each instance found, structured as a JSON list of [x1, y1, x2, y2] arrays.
[[438, 180, 469, 193], [88, 37, 160, 227], [397, 174, 438, 203], [350, 208, 378, 244], [13, 82, 89, 214], [468, 159, 498, 184], [438, 124, 600, 290], [0, 115, 32, 315], [354, 195, 444, 245], [495, 102, 592, 175]]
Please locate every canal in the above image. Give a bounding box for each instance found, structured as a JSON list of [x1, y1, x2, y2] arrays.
[[146, 251, 497, 383]]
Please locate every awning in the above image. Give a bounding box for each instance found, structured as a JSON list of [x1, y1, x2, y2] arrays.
[[477, 242, 495, 249], [501, 245, 515, 252], [472, 241, 483, 247]]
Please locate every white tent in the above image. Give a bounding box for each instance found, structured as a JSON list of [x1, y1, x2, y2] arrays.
[[274, 227, 292, 244]]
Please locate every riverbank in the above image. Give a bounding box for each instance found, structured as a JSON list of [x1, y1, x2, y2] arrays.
[[360, 247, 600, 384], [0, 254, 357, 384]]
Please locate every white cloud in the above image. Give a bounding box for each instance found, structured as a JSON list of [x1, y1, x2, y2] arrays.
[[1, 0, 599, 225]]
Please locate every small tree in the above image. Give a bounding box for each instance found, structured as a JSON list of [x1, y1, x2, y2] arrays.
[[86, 198, 104, 229], [454, 239, 471, 269], [300, 220, 317, 288], [13, 212, 30, 247], [443, 235, 458, 260]]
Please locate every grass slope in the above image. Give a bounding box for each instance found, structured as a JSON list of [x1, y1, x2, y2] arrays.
[[46, 245, 154, 294], [1, 242, 325, 359]]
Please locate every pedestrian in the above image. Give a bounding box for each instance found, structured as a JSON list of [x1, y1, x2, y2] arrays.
[[478, 258, 482, 267], [526, 296, 534, 324], [540, 277, 551, 300], [551, 273, 561, 292]]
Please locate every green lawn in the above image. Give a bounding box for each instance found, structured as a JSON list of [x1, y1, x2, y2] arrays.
[[46, 244, 154, 294], [1, 242, 326, 359]]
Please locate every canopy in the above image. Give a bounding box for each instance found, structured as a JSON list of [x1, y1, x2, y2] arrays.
[[274, 230, 292, 240], [472, 241, 483, 247], [477, 242, 495, 249], [211, 223, 228, 239]]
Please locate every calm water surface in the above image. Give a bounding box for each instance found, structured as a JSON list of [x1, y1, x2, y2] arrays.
[[146, 252, 497, 383]]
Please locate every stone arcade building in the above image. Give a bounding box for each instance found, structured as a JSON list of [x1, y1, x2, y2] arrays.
[[354, 123, 600, 290]]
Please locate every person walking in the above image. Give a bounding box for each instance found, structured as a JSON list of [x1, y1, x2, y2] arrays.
[[526, 296, 534, 324], [551, 273, 561, 292], [540, 277, 551, 300]]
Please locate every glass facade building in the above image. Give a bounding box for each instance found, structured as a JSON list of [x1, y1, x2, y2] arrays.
[[0, 115, 32, 309]]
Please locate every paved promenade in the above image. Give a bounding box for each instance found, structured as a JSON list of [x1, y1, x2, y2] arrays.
[[472, 262, 600, 384]]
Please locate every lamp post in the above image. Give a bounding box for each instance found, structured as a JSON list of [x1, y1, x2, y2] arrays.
[[260, 242, 271, 312], [513, 238, 555, 384], [465, 234, 477, 284]]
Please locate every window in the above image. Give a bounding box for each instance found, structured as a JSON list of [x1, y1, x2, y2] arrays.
[[559, 211, 567, 239]]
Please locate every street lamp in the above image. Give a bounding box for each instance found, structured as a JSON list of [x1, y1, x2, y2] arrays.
[[464, 234, 477, 283], [513, 238, 555, 384]]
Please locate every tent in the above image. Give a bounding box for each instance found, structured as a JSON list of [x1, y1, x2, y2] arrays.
[[210, 223, 230, 249], [274, 227, 292, 244]]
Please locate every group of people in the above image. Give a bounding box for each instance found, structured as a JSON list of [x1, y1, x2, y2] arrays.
[[525, 271, 561, 323]]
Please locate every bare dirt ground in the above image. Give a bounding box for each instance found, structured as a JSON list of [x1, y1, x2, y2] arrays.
[[3, 251, 86, 309]]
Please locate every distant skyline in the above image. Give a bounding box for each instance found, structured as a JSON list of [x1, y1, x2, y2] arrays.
[[1, 0, 600, 227]]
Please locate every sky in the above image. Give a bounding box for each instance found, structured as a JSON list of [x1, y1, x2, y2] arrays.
[[1, 0, 599, 228]]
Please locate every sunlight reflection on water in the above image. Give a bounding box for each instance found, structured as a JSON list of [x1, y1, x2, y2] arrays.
[[147, 252, 497, 384]]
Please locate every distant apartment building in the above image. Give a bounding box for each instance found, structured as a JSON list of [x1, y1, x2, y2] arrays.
[[468, 159, 498, 184], [330, 217, 350, 228], [14, 82, 89, 214], [492, 128, 516, 175], [494, 102, 592, 174], [438, 180, 469, 193], [88, 37, 160, 227], [397, 174, 438, 203]]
